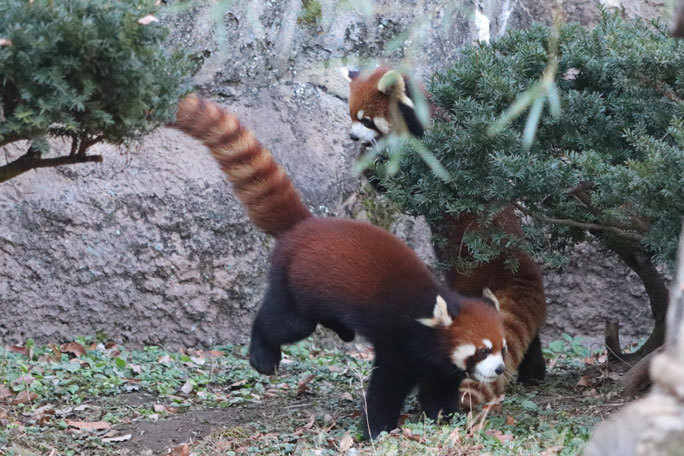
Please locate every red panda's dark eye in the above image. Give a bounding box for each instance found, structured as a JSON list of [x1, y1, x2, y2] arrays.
[[361, 118, 377, 130], [479, 348, 491, 356]]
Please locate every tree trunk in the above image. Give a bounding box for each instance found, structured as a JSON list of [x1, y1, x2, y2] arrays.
[[673, 0, 684, 38], [583, 225, 684, 456], [602, 236, 669, 361]]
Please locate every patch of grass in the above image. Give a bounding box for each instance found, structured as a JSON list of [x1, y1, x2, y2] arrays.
[[0, 335, 630, 455]]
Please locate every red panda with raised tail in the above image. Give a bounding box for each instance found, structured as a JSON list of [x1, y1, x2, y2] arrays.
[[172, 94, 507, 439], [346, 67, 548, 410]]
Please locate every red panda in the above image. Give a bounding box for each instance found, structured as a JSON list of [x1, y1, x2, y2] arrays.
[[346, 67, 547, 410], [172, 94, 507, 439]]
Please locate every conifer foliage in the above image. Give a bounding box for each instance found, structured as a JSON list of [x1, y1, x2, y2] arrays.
[[0, 0, 190, 182], [382, 12, 683, 358]]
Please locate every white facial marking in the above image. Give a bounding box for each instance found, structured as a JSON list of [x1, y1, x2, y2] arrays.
[[503, 339, 507, 351], [473, 353, 505, 383], [350, 121, 378, 143], [482, 339, 492, 349], [373, 116, 391, 135], [357, 110, 365, 120], [451, 344, 476, 370]]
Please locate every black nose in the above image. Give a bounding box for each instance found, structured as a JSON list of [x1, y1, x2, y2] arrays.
[[495, 364, 505, 375], [349, 132, 359, 141]]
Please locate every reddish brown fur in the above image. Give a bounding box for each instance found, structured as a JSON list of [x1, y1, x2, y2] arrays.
[[347, 69, 548, 409], [447, 300, 506, 354], [437, 209, 546, 407], [173, 94, 311, 236], [348, 67, 392, 123], [172, 94, 507, 437]]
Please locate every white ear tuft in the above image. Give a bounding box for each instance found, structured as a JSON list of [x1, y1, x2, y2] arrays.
[[341, 67, 359, 83], [417, 295, 453, 328], [483, 288, 500, 312], [377, 70, 405, 94]]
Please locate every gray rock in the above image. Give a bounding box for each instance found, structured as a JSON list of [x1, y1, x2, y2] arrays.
[[0, 0, 666, 348]]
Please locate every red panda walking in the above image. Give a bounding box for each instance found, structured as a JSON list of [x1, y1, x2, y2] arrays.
[[346, 67, 547, 410], [173, 94, 507, 438]]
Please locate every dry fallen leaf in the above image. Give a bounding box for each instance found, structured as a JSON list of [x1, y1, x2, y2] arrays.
[[158, 354, 171, 364], [12, 375, 35, 387], [32, 404, 54, 419], [341, 391, 353, 402], [170, 443, 190, 456], [506, 415, 515, 425], [137, 15, 159, 25], [576, 375, 591, 387], [191, 356, 206, 365], [447, 428, 461, 445], [7, 345, 31, 357], [486, 429, 514, 444], [0, 384, 13, 400], [153, 404, 178, 414], [339, 433, 354, 452], [12, 390, 37, 405], [60, 342, 86, 358], [302, 413, 316, 430], [103, 433, 133, 443], [66, 420, 111, 432], [206, 350, 223, 358], [402, 427, 425, 443], [180, 381, 193, 395], [296, 374, 315, 395]]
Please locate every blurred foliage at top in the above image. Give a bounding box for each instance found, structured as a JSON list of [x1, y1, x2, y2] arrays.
[[378, 11, 683, 271], [0, 0, 191, 154]]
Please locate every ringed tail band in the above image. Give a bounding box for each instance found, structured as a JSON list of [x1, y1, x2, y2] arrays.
[[172, 94, 311, 236]]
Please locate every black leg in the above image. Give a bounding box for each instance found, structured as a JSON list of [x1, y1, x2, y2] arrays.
[[517, 333, 546, 384], [249, 285, 316, 375], [418, 369, 464, 421], [321, 319, 356, 342], [361, 357, 416, 440]]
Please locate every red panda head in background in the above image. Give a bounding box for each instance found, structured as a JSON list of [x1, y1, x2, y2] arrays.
[[418, 290, 506, 383], [345, 67, 426, 145]]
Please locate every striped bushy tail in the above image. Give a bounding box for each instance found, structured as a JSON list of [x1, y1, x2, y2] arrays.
[[173, 94, 311, 237]]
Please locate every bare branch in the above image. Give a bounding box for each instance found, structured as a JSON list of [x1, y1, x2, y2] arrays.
[[512, 202, 645, 241], [1, 148, 103, 183]]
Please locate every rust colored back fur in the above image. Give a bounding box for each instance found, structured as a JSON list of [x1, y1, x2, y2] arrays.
[[173, 94, 311, 236], [347, 70, 548, 410], [435, 207, 546, 407]]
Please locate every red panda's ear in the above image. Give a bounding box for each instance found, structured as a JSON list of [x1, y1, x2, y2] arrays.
[[417, 295, 453, 328], [341, 67, 360, 82], [377, 70, 404, 95], [483, 288, 501, 312]]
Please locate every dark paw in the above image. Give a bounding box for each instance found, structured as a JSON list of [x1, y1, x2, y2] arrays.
[[518, 365, 545, 384], [360, 421, 393, 441], [249, 340, 281, 375]]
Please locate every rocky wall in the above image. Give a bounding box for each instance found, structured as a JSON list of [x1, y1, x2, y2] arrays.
[[0, 0, 667, 348]]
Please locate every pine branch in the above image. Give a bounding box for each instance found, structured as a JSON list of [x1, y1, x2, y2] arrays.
[[512, 202, 645, 242], [0, 147, 103, 183]]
